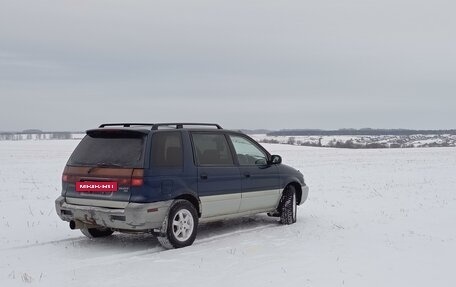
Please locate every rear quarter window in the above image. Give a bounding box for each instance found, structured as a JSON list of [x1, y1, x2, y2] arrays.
[[150, 132, 183, 167]]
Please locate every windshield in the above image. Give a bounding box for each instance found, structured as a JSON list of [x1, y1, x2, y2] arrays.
[[68, 133, 146, 168]]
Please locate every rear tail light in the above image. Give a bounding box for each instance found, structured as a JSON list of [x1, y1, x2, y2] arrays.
[[131, 178, 144, 186], [62, 168, 144, 186], [62, 166, 69, 182], [131, 169, 144, 187], [62, 174, 78, 183], [108, 177, 142, 187]]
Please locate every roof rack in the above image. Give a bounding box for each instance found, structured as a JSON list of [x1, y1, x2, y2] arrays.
[[99, 123, 155, 128], [151, 123, 222, 130], [98, 123, 223, 130]]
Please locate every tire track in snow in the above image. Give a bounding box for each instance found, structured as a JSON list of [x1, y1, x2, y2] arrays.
[[195, 223, 279, 245]]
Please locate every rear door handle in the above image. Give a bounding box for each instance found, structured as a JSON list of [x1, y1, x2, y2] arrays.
[[200, 174, 208, 180], [243, 172, 251, 178]]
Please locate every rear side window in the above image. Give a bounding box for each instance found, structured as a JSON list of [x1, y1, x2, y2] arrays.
[[68, 132, 146, 167], [192, 133, 234, 166], [151, 132, 183, 167]]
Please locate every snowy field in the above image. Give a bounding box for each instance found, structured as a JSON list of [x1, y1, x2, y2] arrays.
[[1, 140, 455, 286], [251, 134, 456, 148]]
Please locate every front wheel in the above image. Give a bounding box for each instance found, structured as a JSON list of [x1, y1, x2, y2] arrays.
[[157, 200, 198, 249], [279, 185, 298, 225]]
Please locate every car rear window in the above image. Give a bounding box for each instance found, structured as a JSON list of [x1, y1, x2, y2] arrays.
[[68, 132, 146, 168]]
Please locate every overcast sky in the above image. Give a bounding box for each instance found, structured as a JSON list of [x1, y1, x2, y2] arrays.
[[1, 0, 455, 131]]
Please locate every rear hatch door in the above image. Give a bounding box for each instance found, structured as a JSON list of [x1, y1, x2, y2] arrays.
[[63, 129, 146, 208]]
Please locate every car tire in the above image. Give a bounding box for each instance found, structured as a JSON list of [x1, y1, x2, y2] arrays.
[[157, 200, 198, 249], [279, 185, 298, 225], [80, 227, 114, 238]]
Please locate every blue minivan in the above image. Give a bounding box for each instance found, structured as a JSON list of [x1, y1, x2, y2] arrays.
[[55, 123, 309, 248]]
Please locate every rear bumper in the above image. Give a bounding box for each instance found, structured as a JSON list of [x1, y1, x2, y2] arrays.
[[55, 196, 172, 231], [299, 185, 309, 205]]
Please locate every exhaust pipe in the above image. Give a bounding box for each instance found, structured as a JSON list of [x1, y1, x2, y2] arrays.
[[69, 220, 85, 230]]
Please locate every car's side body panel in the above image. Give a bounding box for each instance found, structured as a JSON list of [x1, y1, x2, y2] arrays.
[[199, 193, 241, 218], [130, 130, 199, 203], [225, 132, 282, 212], [197, 166, 242, 217], [237, 165, 281, 212], [239, 188, 281, 213]]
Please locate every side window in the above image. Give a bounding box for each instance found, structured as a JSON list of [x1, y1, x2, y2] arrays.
[[151, 132, 183, 167], [229, 135, 268, 165], [192, 133, 234, 166]]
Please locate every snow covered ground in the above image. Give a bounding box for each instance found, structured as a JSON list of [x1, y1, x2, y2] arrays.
[[251, 134, 456, 148], [1, 140, 455, 286]]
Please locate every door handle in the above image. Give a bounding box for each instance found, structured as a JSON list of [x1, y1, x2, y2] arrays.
[[243, 172, 251, 178], [200, 174, 208, 180]]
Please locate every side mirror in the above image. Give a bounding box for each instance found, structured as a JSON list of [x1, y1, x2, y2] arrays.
[[270, 155, 282, 165]]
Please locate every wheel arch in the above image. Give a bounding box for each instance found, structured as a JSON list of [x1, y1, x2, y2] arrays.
[[285, 181, 303, 205], [174, 194, 201, 217]]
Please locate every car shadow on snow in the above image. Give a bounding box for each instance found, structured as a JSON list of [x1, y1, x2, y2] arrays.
[[196, 214, 280, 242], [72, 214, 281, 251]]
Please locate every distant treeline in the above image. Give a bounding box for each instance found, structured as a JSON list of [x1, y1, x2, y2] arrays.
[[240, 129, 272, 134], [0, 130, 83, 140], [267, 129, 456, 136]]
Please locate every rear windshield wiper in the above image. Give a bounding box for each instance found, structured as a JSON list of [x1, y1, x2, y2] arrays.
[[88, 162, 122, 173]]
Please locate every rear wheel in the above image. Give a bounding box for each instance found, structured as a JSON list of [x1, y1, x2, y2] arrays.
[[80, 227, 114, 238], [279, 185, 298, 225], [157, 200, 198, 249]]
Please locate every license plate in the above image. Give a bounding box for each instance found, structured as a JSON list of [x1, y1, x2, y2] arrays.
[[76, 181, 118, 192]]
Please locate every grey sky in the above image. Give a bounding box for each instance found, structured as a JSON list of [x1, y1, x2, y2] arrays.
[[1, 0, 455, 131]]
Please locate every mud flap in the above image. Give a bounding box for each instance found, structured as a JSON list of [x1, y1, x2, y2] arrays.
[[154, 214, 168, 236], [155, 215, 174, 249]]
